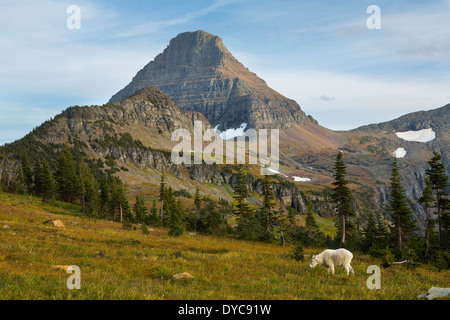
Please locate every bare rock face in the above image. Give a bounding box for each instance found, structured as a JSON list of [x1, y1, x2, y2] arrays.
[[37, 85, 210, 152], [109, 30, 310, 130], [44, 220, 65, 228]]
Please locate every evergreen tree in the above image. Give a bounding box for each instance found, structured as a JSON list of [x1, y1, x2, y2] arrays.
[[20, 153, 33, 194], [194, 187, 202, 212], [304, 206, 323, 245], [389, 158, 416, 250], [118, 182, 133, 223], [99, 178, 111, 219], [146, 199, 160, 225], [361, 212, 379, 252], [233, 166, 255, 239], [375, 213, 390, 249], [32, 156, 42, 196], [331, 151, 355, 246], [166, 187, 184, 236], [83, 172, 99, 217], [418, 178, 436, 256], [108, 177, 132, 222], [193, 187, 202, 231], [76, 159, 97, 214], [159, 172, 166, 221], [141, 222, 150, 235], [133, 195, 148, 223], [196, 200, 226, 234], [305, 206, 319, 232], [40, 160, 56, 202], [55, 145, 80, 203], [257, 174, 276, 241], [425, 152, 449, 249]]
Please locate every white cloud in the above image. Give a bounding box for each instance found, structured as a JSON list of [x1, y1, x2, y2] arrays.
[[320, 95, 335, 102]]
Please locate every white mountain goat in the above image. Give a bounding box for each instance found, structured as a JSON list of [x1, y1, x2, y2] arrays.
[[309, 248, 354, 275]]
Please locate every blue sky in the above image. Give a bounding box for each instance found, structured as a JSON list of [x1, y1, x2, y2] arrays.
[[1, 0, 450, 144]]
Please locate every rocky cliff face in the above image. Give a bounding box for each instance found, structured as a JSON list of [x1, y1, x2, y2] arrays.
[[109, 30, 310, 130], [33, 86, 210, 152]]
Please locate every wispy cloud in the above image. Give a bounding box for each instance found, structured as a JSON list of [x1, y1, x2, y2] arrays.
[[113, 0, 239, 38], [320, 95, 335, 102]]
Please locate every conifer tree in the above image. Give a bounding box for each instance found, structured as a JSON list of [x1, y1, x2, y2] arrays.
[[118, 182, 133, 223], [40, 160, 56, 202], [361, 212, 379, 252], [76, 159, 89, 213], [146, 199, 160, 225], [204, 201, 226, 234], [389, 158, 416, 250], [20, 153, 33, 194], [257, 174, 276, 241], [159, 172, 166, 221], [194, 187, 202, 213], [425, 152, 449, 248], [99, 178, 110, 219], [83, 172, 99, 217], [305, 206, 319, 232], [133, 195, 148, 223], [233, 165, 254, 239], [331, 151, 355, 246], [55, 145, 80, 203], [107, 177, 132, 222], [166, 187, 184, 236], [419, 178, 436, 256], [32, 156, 42, 196]]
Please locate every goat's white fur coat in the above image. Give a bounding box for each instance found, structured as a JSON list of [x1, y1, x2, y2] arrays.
[[309, 248, 354, 275]]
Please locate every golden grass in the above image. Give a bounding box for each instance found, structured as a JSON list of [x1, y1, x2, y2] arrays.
[[0, 193, 448, 300]]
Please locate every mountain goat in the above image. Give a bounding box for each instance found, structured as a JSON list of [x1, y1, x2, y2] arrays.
[[309, 248, 354, 275]]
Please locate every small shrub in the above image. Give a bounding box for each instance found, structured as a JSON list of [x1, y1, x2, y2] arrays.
[[122, 220, 132, 230], [141, 223, 150, 235], [290, 243, 305, 261]]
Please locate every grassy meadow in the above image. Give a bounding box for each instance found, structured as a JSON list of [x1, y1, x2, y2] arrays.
[[0, 193, 448, 300]]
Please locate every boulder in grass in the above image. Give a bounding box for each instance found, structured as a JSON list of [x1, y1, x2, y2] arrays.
[[44, 220, 65, 228], [51, 265, 70, 271], [417, 287, 450, 300], [172, 272, 194, 280]]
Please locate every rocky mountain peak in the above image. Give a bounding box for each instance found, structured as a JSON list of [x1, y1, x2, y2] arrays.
[[109, 31, 310, 130], [157, 30, 231, 67]]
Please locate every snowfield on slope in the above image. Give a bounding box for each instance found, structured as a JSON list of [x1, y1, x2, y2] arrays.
[[293, 176, 311, 182], [395, 128, 435, 143]]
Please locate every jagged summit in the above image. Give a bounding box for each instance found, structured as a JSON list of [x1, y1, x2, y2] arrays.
[[109, 30, 310, 130]]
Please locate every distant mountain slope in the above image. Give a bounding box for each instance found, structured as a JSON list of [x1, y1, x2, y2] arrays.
[[109, 30, 312, 130], [354, 104, 449, 134]]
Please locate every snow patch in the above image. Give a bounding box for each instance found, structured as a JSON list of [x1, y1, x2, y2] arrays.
[[260, 166, 288, 177], [293, 176, 311, 182], [215, 123, 248, 140], [393, 148, 407, 158], [395, 128, 435, 143], [266, 167, 288, 177]]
